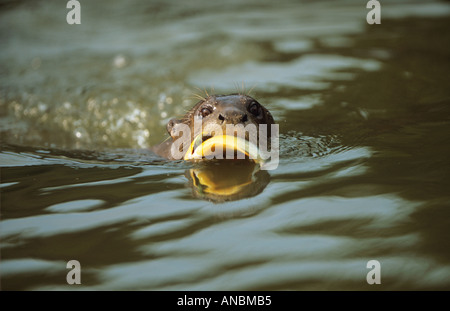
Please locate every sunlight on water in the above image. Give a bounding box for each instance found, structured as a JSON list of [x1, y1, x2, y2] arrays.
[[1, 0, 450, 290]]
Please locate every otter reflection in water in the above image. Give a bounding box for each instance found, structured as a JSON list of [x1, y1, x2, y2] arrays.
[[152, 94, 277, 202], [186, 160, 270, 202]]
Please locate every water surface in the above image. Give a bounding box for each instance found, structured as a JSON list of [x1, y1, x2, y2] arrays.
[[1, 0, 450, 290]]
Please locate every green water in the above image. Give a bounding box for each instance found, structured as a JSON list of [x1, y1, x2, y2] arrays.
[[1, 0, 450, 290]]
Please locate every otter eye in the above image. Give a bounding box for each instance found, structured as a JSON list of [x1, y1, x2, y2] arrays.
[[248, 102, 260, 116], [200, 107, 212, 118]]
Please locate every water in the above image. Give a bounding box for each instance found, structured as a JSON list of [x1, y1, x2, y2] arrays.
[[1, 0, 450, 290]]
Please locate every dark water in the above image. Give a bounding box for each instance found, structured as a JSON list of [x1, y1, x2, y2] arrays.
[[1, 0, 450, 290]]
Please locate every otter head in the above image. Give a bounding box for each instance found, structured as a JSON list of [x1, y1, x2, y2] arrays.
[[166, 94, 275, 160]]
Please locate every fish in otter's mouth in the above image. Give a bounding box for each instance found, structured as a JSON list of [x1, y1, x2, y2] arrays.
[[183, 132, 262, 162]]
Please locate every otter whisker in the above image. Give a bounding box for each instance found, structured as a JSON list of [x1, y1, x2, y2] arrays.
[[233, 82, 241, 97], [188, 94, 207, 102], [188, 88, 208, 102], [247, 83, 258, 97], [192, 87, 211, 101], [160, 135, 172, 143]]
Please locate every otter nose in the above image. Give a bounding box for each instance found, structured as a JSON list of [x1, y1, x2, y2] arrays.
[[218, 108, 248, 125]]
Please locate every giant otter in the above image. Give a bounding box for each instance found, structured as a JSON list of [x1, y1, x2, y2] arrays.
[[152, 94, 275, 160]]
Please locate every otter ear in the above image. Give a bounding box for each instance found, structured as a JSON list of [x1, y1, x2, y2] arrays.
[[167, 118, 181, 136], [167, 118, 189, 139]]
